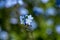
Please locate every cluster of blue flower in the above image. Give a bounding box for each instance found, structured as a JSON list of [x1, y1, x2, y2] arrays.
[[19, 8, 37, 30], [0, 0, 60, 32], [0, 0, 24, 8], [0, 0, 60, 8], [33, 6, 56, 16], [0, 0, 58, 16], [0, 27, 8, 40], [56, 0, 60, 7]]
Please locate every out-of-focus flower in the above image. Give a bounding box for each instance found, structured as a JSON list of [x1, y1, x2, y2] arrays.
[[19, 7, 28, 16], [30, 20, 37, 30], [46, 7, 56, 16], [33, 7, 44, 16], [46, 28, 52, 35], [18, 0, 24, 5], [56, 25, 60, 34], [46, 19, 54, 26], [20, 16, 25, 24], [11, 0, 17, 5], [5, 0, 17, 8], [56, 0, 60, 7], [0, 1, 5, 9], [0, 31, 8, 40], [10, 18, 18, 24], [40, 0, 49, 4]]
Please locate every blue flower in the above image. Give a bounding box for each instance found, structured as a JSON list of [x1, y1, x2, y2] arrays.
[[33, 7, 44, 16], [46, 19, 54, 26], [20, 16, 25, 24], [5, 0, 17, 8], [18, 0, 24, 5], [20, 15, 34, 25], [10, 18, 18, 24], [0, 31, 8, 40], [26, 19, 32, 25], [25, 15, 33, 25], [19, 8, 29, 16], [46, 7, 56, 16], [40, 0, 49, 4], [28, 15, 33, 20], [46, 28, 52, 35], [30, 20, 37, 30], [0, 1, 5, 9], [56, 0, 60, 7], [56, 25, 60, 34]]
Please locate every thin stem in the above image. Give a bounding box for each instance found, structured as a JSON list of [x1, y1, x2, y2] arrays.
[[25, 25, 34, 40]]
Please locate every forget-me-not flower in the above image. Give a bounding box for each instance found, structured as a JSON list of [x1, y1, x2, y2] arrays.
[[46, 7, 56, 16], [0, 31, 8, 40], [46, 19, 54, 26], [26, 15, 33, 25], [18, 0, 24, 5], [10, 18, 18, 24], [5, 0, 17, 8], [56, 25, 60, 34], [19, 7, 28, 16], [33, 6, 44, 16], [0, 1, 5, 8]]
